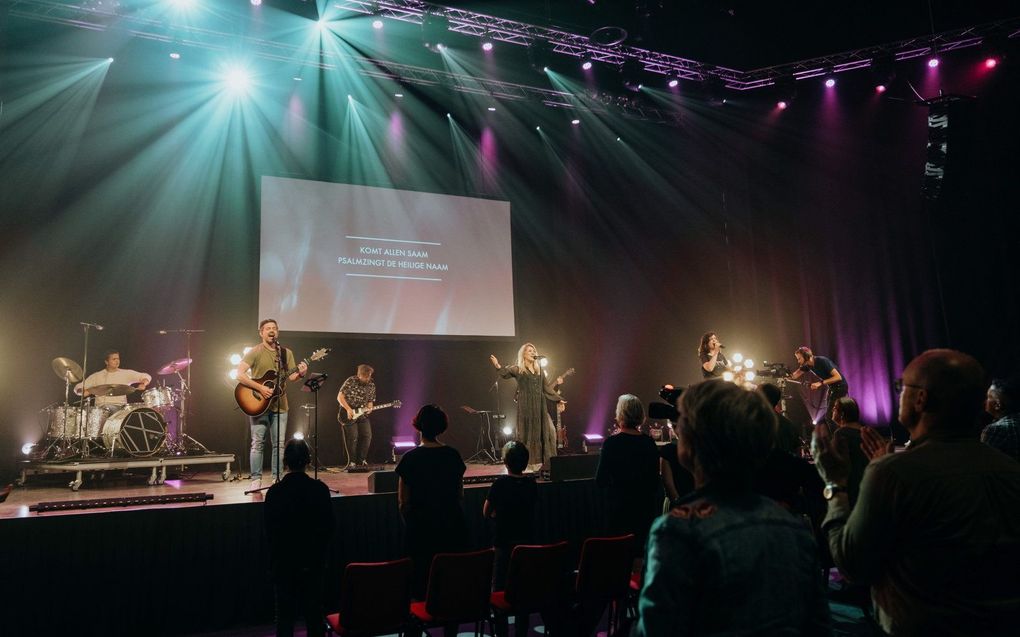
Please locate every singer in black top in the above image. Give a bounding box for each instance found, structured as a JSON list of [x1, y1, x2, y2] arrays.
[[489, 343, 566, 469], [698, 332, 730, 379]]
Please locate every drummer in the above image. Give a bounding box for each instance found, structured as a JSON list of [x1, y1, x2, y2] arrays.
[[75, 350, 151, 406]]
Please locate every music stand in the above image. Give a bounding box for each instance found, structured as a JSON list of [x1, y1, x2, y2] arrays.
[[302, 372, 328, 479]]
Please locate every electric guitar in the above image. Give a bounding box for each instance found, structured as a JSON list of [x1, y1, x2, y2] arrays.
[[554, 368, 575, 449], [337, 400, 402, 425], [234, 347, 331, 417]]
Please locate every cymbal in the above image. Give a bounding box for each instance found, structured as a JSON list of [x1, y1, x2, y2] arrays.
[[157, 357, 192, 375], [51, 357, 83, 383], [87, 383, 136, 397]]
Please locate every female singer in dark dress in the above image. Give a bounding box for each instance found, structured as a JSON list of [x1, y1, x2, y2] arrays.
[[489, 343, 566, 470], [698, 332, 730, 379], [395, 404, 469, 598]]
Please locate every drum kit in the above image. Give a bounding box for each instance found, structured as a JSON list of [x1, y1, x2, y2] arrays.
[[36, 356, 196, 461]]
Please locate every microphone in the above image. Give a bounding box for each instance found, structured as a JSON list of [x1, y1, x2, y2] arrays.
[[158, 330, 167, 335], [718, 345, 726, 349], [80, 322, 104, 331], [535, 355, 547, 359]]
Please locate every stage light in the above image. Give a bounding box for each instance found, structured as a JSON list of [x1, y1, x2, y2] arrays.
[[372, 19, 384, 30], [228, 369, 239, 381], [243, 346, 252, 355], [722, 371, 735, 382], [229, 353, 242, 366], [875, 84, 887, 93], [777, 100, 788, 110], [487, 106, 496, 111], [22, 443, 35, 455], [668, 77, 679, 88], [446, 112, 451, 118], [169, 52, 181, 60], [824, 77, 836, 88], [743, 359, 754, 369], [436, 43, 446, 51], [481, 40, 493, 52], [292, 77, 302, 81], [539, 357, 549, 368], [316, 20, 327, 33], [732, 352, 744, 364], [927, 56, 940, 68], [984, 57, 999, 69], [571, 119, 580, 125], [292, 431, 305, 441], [581, 56, 593, 71], [394, 93, 403, 98], [107, 57, 114, 63], [542, 66, 549, 73], [744, 371, 756, 382], [223, 66, 252, 94], [173, 0, 197, 8], [250, 0, 261, 5], [616, 136, 621, 141], [535, 126, 541, 131], [502, 425, 513, 436]]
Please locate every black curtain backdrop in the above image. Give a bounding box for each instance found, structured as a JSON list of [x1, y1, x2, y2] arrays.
[[2, 22, 1018, 475]]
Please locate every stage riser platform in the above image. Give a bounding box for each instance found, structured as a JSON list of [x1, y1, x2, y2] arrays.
[[1, 479, 608, 637]]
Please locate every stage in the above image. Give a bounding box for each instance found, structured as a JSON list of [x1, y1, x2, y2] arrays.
[[0, 460, 609, 637]]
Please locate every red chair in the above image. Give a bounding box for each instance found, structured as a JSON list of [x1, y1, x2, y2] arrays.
[[326, 558, 413, 636], [490, 541, 571, 636], [411, 548, 495, 636], [573, 534, 635, 637]]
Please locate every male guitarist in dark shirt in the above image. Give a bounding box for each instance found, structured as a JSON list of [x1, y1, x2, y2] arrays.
[[337, 364, 376, 470], [236, 318, 308, 490]]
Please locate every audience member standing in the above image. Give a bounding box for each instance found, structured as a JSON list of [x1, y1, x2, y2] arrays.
[[594, 394, 661, 553], [395, 404, 469, 599], [264, 439, 335, 637], [634, 380, 830, 636], [484, 441, 538, 590], [982, 376, 1019, 462], [814, 349, 1020, 635], [830, 396, 869, 506]]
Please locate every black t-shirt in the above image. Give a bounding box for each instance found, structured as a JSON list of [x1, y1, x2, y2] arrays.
[[485, 475, 538, 547], [264, 472, 335, 575], [595, 431, 662, 538], [394, 445, 466, 515], [700, 351, 730, 378], [809, 356, 847, 391]]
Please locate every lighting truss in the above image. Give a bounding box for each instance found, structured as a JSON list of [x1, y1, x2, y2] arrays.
[[7, 0, 1020, 99]]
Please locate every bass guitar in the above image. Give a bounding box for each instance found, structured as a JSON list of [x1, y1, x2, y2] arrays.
[[338, 400, 402, 425], [234, 347, 331, 417], [554, 368, 575, 449]]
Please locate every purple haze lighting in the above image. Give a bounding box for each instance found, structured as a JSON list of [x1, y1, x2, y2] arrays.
[[583, 433, 604, 442], [824, 77, 836, 88], [927, 57, 940, 68], [482, 41, 493, 51]]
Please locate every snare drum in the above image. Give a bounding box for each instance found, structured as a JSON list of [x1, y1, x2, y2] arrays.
[[142, 386, 177, 409], [101, 406, 167, 457]]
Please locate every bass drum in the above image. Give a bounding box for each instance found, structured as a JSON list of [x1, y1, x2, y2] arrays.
[[100, 407, 167, 457]]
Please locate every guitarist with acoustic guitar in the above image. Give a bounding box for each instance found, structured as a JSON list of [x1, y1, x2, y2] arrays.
[[337, 364, 377, 470], [236, 319, 308, 490]]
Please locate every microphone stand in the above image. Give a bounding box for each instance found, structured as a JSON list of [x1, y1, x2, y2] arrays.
[[303, 373, 328, 480], [77, 323, 96, 459]]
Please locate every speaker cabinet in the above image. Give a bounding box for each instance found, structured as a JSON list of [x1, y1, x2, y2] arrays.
[[368, 470, 399, 494]]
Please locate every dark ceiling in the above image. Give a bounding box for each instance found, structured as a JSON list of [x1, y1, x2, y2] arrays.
[[440, 0, 1018, 69]]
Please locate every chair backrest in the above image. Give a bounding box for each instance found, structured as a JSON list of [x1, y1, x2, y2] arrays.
[[575, 535, 635, 602], [339, 558, 413, 635], [425, 548, 496, 621], [504, 541, 571, 609]]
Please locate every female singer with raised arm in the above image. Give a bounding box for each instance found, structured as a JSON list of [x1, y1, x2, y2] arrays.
[[698, 332, 730, 379], [489, 343, 566, 471]]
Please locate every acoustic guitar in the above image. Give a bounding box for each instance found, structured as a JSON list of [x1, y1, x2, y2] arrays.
[[234, 347, 330, 417]]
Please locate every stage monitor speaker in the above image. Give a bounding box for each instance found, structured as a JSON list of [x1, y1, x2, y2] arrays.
[[547, 454, 599, 482], [368, 470, 399, 494]]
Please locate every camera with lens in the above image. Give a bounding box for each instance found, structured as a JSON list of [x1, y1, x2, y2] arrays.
[[648, 383, 682, 422]]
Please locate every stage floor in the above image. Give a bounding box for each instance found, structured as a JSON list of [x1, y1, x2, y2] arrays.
[[1, 461, 509, 519]]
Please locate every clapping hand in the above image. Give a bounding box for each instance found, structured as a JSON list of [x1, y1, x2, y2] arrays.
[[811, 423, 850, 485], [860, 427, 894, 462]]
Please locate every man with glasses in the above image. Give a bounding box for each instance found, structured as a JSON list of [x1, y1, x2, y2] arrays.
[[812, 349, 1020, 635]]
